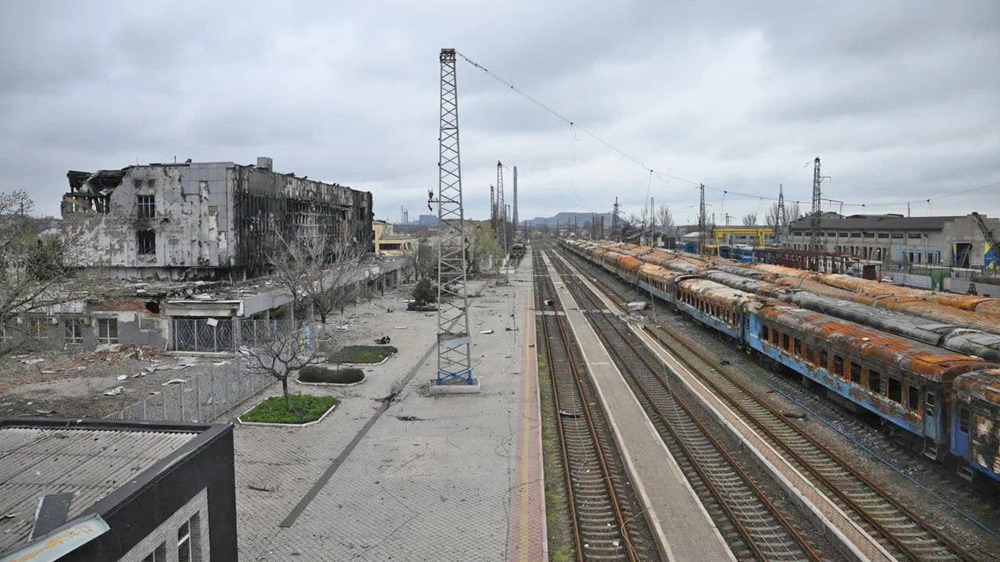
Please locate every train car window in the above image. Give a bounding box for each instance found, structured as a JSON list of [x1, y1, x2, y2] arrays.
[[850, 362, 861, 384], [833, 355, 844, 376], [804, 345, 814, 364], [888, 378, 902, 403], [819, 350, 828, 368], [959, 408, 970, 433], [925, 393, 935, 416], [761, 326, 769, 341], [772, 330, 779, 345], [782, 333, 790, 351], [794, 339, 801, 356], [868, 370, 881, 393], [908, 386, 919, 411]]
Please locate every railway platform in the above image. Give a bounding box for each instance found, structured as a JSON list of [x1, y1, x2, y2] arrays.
[[540, 253, 737, 562]]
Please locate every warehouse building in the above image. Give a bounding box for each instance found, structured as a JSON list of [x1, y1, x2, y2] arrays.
[[783, 213, 999, 268], [0, 418, 237, 562]]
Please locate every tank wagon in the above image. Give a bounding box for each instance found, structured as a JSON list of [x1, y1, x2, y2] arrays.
[[561, 239, 1000, 483]]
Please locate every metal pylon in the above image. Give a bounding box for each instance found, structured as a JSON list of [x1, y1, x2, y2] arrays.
[[435, 48, 473, 384]]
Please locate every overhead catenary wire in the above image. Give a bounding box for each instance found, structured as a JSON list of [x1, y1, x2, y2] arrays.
[[456, 51, 999, 214]]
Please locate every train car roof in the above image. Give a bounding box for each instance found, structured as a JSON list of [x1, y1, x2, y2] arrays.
[[679, 278, 758, 307], [954, 369, 1000, 406], [755, 302, 990, 383]]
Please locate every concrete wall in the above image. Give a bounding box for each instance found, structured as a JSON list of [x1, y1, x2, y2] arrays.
[[62, 160, 374, 280], [62, 163, 236, 276]]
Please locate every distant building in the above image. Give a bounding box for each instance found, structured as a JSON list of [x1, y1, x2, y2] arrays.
[[61, 157, 372, 280], [783, 213, 1000, 268], [0, 418, 236, 562], [416, 214, 438, 226], [373, 220, 417, 256]]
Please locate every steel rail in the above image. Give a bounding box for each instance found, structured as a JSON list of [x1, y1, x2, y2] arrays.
[[533, 252, 643, 562], [550, 248, 822, 562], [558, 244, 978, 562]]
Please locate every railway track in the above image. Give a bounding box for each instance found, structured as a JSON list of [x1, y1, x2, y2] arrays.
[[555, 245, 980, 562], [546, 249, 824, 562], [532, 252, 659, 562]]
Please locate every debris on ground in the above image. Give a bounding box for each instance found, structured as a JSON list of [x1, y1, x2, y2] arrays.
[[782, 412, 808, 421], [479, 329, 494, 334], [103, 386, 125, 396], [374, 336, 391, 345], [21, 358, 45, 366], [116, 374, 128, 381], [162, 379, 187, 386]]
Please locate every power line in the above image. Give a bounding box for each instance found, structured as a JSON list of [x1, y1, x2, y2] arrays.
[[456, 50, 1000, 214]]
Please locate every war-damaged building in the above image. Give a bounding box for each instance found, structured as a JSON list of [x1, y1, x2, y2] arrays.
[[10, 157, 411, 354], [61, 157, 372, 280]]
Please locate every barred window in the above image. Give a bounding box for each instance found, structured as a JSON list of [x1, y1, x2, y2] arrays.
[[138, 230, 156, 255]]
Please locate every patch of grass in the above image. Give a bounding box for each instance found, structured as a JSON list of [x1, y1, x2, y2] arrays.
[[299, 366, 365, 384], [240, 394, 336, 424], [327, 345, 397, 364], [536, 321, 575, 562]]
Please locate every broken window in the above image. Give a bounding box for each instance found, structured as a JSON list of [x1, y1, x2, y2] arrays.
[[782, 333, 790, 351], [794, 338, 801, 356], [761, 325, 769, 342], [64, 318, 83, 344], [833, 355, 844, 376], [908, 385, 920, 411], [959, 408, 970, 433], [138, 230, 156, 255], [137, 195, 156, 219], [98, 318, 118, 345], [850, 362, 861, 384], [888, 378, 902, 403], [868, 370, 881, 393]]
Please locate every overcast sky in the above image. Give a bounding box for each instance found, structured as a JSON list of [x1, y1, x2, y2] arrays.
[[2, 1, 998, 225]]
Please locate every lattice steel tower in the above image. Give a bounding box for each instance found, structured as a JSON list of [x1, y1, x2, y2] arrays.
[[810, 157, 822, 251], [775, 184, 786, 237], [698, 183, 707, 254], [434, 48, 473, 384]]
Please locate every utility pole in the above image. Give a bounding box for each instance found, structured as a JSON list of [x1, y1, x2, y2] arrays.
[[512, 166, 518, 240], [649, 196, 655, 247], [611, 198, 621, 242], [698, 184, 706, 255], [434, 48, 473, 385]]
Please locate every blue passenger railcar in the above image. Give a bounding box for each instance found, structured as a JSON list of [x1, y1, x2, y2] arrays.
[[951, 370, 1000, 482]]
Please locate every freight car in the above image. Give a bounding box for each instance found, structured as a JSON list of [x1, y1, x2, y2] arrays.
[[561, 239, 1000, 483]]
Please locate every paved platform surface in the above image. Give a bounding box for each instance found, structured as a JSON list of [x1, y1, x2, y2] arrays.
[[541, 251, 736, 562], [233, 256, 545, 561]]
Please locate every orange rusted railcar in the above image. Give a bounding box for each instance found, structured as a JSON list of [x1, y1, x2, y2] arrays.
[[952, 369, 1000, 481]]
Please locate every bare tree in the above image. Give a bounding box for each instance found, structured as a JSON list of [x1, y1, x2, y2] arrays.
[[765, 202, 781, 228], [268, 228, 371, 325], [0, 191, 107, 357], [742, 212, 758, 226], [239, 322, 327, 410], [788, 201, 802, 221], [655, 204, 676, 237]]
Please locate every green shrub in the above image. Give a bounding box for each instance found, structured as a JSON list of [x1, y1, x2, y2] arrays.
[[327, 345, 397, 364], [298, 366, 365, 384], [412, 277, 436, 307], [240, 394, 336, 424]]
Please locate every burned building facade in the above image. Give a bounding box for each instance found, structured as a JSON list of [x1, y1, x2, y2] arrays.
[[62, 157, 372, 280]]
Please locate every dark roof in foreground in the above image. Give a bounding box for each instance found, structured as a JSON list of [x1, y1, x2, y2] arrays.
[[788, 213, 970, 231], [0, 420, 201, 555]]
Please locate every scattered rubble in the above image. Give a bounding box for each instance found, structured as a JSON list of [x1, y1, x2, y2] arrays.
[[103, 386, 125, 396]]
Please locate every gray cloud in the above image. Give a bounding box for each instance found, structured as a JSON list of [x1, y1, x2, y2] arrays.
[[0, 0, 997, 225]]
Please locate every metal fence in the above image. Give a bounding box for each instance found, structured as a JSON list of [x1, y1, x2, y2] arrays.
[[104, 361, 276, 423]]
